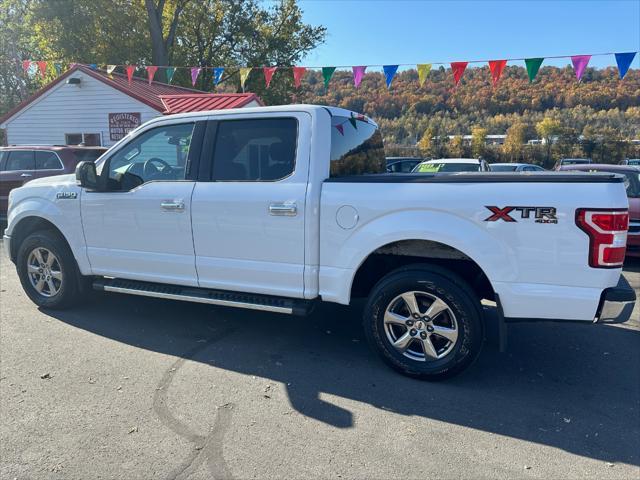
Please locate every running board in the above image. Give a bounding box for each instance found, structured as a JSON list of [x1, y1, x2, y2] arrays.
[[93, 278, 313, 316]]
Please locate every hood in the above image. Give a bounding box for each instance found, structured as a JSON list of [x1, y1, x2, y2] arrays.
[[24, 173, 76, 187]]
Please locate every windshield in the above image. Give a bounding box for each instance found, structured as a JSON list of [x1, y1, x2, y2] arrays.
[[330, 114, 385, 177], [489, 164, 518, 172], [413, 162, 480, 173]]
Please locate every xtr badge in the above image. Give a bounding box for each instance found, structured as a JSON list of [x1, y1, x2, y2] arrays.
[[484, 206, 558, 224]]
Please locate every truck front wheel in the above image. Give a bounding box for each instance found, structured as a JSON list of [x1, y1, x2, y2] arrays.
[[363, 265, 483, 380], [16, 231, 85, 310]]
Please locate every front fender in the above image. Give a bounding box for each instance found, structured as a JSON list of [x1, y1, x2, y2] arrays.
[[6, 194, 90, 275], [320, 209, 517, 304]]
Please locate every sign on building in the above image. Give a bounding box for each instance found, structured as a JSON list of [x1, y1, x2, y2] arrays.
[[108, 112, 141, 141]]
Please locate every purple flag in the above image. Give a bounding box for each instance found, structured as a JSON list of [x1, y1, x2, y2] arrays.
[[570, 55, 591, 81], [190, 67, 201, 86], [352, 66, 367, 87]]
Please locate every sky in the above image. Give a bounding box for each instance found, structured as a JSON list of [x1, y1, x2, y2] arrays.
[[280, 0, 640, 71]]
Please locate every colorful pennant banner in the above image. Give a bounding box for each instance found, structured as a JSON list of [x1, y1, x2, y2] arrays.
[[19, 51, 638, 93]]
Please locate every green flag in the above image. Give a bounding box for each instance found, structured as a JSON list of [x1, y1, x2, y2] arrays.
[[348, 113, 357, 130], [525, 58, 544, 83], [322, 66, 336, 89]]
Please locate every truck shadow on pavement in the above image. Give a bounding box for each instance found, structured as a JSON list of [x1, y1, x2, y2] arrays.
[[44, 292, 640, 467]]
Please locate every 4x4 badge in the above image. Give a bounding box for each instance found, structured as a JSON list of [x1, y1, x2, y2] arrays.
[[485, 206, 558, 224], [56, 192, 77, 199]]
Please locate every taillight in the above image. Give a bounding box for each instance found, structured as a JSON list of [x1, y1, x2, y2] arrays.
[[576, 209, 629, 268]]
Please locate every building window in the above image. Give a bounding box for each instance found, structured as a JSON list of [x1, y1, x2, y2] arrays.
[[65, 133, 102, 146]]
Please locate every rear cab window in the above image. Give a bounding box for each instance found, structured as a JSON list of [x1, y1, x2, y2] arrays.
[[330, 114, 385, 177]]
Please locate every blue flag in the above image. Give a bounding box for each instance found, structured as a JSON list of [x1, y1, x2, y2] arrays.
[[88, 63, 97, 70], [213, 67, 224, 85], [615, 52, 636, 79], [383, 65, 399, 89]]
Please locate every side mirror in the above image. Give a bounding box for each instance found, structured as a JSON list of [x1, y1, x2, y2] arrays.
[[75, 161, 98, 190]]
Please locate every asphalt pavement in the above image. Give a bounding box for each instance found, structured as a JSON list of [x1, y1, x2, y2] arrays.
[[1, 240, 639, 479]]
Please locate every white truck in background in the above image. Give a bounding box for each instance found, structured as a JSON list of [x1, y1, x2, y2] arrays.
[[3, 105, 636, 379]]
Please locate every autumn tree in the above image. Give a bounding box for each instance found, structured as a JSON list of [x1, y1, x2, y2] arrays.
[[471, 126, 487, 158], [536, 117, 562, 166], [503, 122, 527, 162]]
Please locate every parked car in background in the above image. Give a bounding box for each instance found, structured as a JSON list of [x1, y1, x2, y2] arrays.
[[559, 163, 640, 257], [620, 159, 640, 166], [386, 157, 423, 173], [0, 145, 106, 217], [412, 158, 491, 173], [554, 158, 591, 170], [490, 163, 545, 172]]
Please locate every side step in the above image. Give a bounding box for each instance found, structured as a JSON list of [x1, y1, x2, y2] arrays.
[[93, 278, 314, 316]]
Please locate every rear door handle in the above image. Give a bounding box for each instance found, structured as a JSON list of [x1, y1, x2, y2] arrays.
[[20, 173, 32, 178], [269, 202, 297, 216], [160, 200, 185, 211]]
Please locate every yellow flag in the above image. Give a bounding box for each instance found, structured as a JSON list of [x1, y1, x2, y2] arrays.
[[106, 65, 116, 78], [417, 63, 432, 86], [239, 67, 252, 90]]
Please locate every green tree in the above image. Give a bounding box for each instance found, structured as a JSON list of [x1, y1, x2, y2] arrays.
[[471, 126, 487, 158], [503, 122, 527, 162]]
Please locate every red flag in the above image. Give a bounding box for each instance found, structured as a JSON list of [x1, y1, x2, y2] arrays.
[[125, 65, 136, 85], [293, 66, 306, 88], [146, 66, 158, 85], [451, 62, 468, 86], [36, 61, 47, 77], [335, 124, 344, 136], [488, 60, 507, 86], [263, 66, 277, 88], [22, 60, 31, 72]]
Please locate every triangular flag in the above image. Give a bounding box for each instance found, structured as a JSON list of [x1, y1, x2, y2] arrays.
[[571, 55, 591, 81], [615, 52, 636, 79], [239, 67, 252, 91], [383, 65, 399, 89], [125, 65, 136, 85], [348, 114, 358, 129], [263, 66, 277, 88], [106, 65, 116, 78], [213, 67, 224, 85], [165, 67, 176, 83], [21, 60, 31, 72], [36, 61, 47, 77], [293, 66, 306, 88], [53, 63, 62, 76], [322, 66, 336, 89], [352, 66, 366, 87], [417, 64, 432, 86], [335, 124, 344, 136], [88, 63, 97, 70], [524, 58, 544, 83], [488, 60, 507, 86], [190, 67, 201, 86], [450, 62, 468, 86], [146, 66, 158, 85]]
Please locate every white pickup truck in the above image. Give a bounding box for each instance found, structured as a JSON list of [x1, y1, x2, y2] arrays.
[[3, 105, 636, 379]]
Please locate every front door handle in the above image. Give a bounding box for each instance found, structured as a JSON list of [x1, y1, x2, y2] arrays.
[[160, 200, 185, 211], [269, 202, 297, 216], [20, 173, 32, 178]]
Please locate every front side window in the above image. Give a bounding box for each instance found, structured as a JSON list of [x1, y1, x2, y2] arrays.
[[35, 151, 63, 170], [212, 118, 297, 181], [330, 114, 385, 177], [5, 151, 35, 171], [104, 122, 194, 190]]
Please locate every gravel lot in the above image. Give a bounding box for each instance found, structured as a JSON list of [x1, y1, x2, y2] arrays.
[[1, 239, 639, 480]]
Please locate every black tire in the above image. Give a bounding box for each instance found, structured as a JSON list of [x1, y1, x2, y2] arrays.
[[16, 230, 85, 309], [363, 264, 483, 380]]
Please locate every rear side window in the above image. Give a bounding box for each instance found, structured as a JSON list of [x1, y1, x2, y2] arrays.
[[5, 151, 35, 171], [35, 151, 63, 170], [330, 115, 385, 177], [212, 118, 297, 181]]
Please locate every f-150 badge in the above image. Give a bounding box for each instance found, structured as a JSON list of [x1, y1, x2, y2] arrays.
[[56, 192, 77, 199], [485, 206, 558, 224]]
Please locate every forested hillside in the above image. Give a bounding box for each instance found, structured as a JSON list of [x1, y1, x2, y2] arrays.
[[294, 65, 640, 165]]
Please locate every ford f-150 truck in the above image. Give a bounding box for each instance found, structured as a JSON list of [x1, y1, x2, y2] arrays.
[[2, 105, 636, 379]]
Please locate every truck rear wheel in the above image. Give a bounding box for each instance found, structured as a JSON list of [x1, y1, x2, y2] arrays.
[[16, 231, 85, 310], [363, 265, 483, 380]]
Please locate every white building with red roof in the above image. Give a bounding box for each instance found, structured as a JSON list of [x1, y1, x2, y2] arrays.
[[0, 65, 263, 147]]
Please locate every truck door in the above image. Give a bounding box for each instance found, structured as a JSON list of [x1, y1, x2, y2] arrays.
[[80, 121, 205, 286], [191, 113, 311, 298]]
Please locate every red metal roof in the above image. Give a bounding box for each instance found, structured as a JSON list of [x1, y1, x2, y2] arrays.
[[160, 93, 264, 114]]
